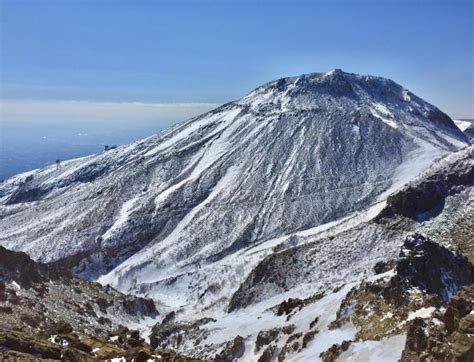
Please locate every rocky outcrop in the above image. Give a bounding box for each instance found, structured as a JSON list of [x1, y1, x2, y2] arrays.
[[464, 124, 474, 140], [394, 233, 474, 301], [0, 329, 64, 360], [149, 318, 215, 351], [0, 245, 157, 338], [444, 286, 474, 334], [401, 285, 474, 362], [319, 340, 352, 362], [255, 328, 280, 352], [215, 335, 246, 361], [227, 248, 303, 312], [381, 146, 473, 221], [330, 234, 473, 341], [228, 245, 328, 312], [0, 245, 69, 288], [0, 326, 197, 361], [257, 345, 277, 362]]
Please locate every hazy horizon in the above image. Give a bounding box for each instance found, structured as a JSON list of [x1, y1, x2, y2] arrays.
[[1, 0, 473, 179], [1, 0, 473, 122]]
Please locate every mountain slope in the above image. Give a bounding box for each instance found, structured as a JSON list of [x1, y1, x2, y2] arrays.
[[0, 70, 468, 293], [0, 244, 201, 360], [145, 146, 473, 361], [0, 70, 472, 360], [0, 244, 157, 338]]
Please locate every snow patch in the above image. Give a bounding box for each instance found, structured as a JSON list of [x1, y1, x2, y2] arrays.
[[453, 119, 472, 132], [338, 334, 407, 362], [102, 196, 140, 240], [402, 89, 412, 102], [407, 307, 436, 321], [370, 102, 398, 129]]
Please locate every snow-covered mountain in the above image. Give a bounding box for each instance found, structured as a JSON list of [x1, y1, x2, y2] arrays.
[[0, 70, 471, 359], [0, 70, 466, 271]]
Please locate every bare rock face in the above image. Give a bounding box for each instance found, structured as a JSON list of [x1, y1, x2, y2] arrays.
[[228, 247, 304, 312], [382, 146, 473, 221], [275, 298, 305, 317], [464, 124, 474, 140], [444, 286, 474, 334], [401, 285, 474, 362], [258, 345, 277, 362], [394, 233, 474, 301], [0, 245, 69, 288]]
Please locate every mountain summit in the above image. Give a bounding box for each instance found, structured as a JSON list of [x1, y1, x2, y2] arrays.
[[0, 70, 468, 294]]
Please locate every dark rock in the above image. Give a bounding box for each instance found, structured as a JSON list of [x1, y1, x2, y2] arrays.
[[255, 328, 280, 352], [134, 349, 153, 361], [215, 335, 245, 361], [394, 234, 474, 301], [0, 282, 5, 302], [444, 286, 474, 333], [150, 323, 186, 350], [320, 340, 352, 362], [5, 185, 50, 205], [282, 324, 296, 335], [406, 318, 429, 352], [47, 320, 73, 335], [121, 297, 157, 316], [68, 338, 93, 354], [109, 325, 129, 340], [381, 148, 474, 220], [162, 311, 176, 324], [96, 297, 113, 312], [150, 318, 214, 350], [258, 345, 276, 362], [0, 245, 69, 288], [98, 316, 111, 325], [309, 316, 319, 329], [302, 329, 319, 348], [286, 332, 302, 345], [401, 285, 474, 361], [275, 298, 304, 316], [130, 329, 140, 340], [60, 348, 90, 361], [373, 260, 395, 274]]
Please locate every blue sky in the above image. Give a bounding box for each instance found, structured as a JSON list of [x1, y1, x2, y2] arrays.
[[1, 0, 473, 123]]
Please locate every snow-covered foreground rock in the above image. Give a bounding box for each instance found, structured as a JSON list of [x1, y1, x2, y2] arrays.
[[0, 70, 472, 360]]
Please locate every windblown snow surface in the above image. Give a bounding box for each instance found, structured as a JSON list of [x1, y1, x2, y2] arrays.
[[0, 70, 470, 360]]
